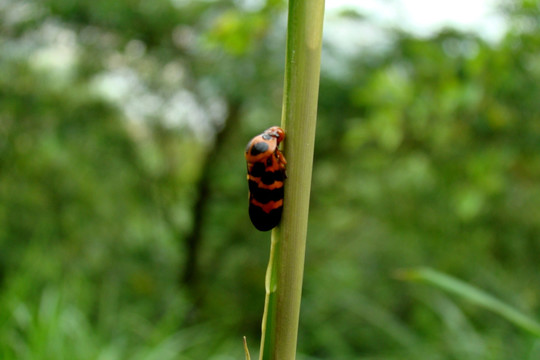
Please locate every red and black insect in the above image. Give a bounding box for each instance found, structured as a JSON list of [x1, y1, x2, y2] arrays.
[[245, 126, 287, 231]]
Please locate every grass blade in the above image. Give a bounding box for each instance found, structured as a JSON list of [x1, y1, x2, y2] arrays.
[[397, 267, 540, 337]]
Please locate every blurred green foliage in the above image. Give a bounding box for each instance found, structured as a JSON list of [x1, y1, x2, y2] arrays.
[[1, 0, 540, 358]]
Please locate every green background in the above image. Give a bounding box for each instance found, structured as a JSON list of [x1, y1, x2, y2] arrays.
[[1, 0, 540, 358]]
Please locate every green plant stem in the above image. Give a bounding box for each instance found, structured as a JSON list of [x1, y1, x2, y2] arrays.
[[259, 1, 325, 359], [243, 336, 251, 360]]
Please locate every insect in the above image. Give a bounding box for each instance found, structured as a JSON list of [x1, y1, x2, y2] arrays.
[[245, 126, 287, 231]]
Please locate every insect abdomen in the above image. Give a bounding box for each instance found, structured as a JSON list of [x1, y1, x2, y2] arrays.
[[248, 159, 285, 231]]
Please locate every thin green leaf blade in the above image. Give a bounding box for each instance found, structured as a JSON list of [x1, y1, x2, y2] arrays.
[[397, 267, 540, 337]]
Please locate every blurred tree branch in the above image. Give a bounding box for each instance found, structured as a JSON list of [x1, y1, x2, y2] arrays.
[[181, 99, 242, 292]]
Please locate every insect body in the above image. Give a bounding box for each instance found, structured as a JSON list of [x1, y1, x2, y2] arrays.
[[245, 126, 287, 231]]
